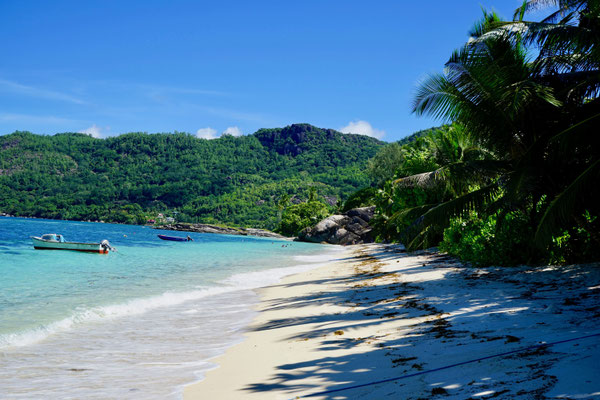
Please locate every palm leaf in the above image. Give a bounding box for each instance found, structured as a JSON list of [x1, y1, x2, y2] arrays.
[[547, 111, 600, 151], [398, 184, 501, 250], [394, 171, 440, 188], [420, 183, 501, 228], [535, 158, 600, 246]]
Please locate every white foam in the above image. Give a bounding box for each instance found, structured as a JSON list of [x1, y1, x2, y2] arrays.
[[293, 247, 345, 263], [224, 263, 319, 289], [0, 286, 232, 349], [0, 249, 340, 350], [225, 246, 343, 289]]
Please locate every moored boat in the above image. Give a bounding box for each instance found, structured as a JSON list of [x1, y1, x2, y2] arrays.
[[31, 234, 115, 253], [157, 234, 193, 242]]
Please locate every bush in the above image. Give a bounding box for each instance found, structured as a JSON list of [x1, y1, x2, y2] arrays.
[[547, 211, 600, 264], [341, 187, 377, 212], [440, 211, 532, 266], [279, 201, 330, 236]]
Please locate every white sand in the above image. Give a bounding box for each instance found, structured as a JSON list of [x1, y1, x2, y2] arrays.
[[184, 244, 600, 399]]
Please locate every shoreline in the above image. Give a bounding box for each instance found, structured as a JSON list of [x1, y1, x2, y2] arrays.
[[1, 215, 288, 240], [1, 216, 339, 399], [155, 222, 287, 239], [184, 244, 600, 399]]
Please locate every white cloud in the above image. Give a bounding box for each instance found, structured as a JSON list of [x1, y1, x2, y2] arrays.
[[196, 127, 218, 139], [79, 124, 105, 138], [339, 120, 385, 139], [222, 126, 242, 137]]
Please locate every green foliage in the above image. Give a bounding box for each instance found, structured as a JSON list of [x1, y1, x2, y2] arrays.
[[341, 187, 377, 212], [370, 124, 487, 244], [367, 129, 444, 186], [0, 125, 382, 230], [279, 200, 330, 236], [441, 209, 600, 266], [440, 211, 533, 266], [547, 211, 600, 264], [368, 2, 600, 265]]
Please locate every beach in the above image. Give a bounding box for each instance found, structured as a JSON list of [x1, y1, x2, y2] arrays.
[[184, 243, 600, 399], [0, 217, 341, 399]]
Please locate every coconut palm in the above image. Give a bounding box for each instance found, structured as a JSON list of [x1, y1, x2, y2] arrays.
[[375, 124, 502, 247], [398, 12, 560, 249], [400, 3, 600, 255], [506, 0, 600, 246]]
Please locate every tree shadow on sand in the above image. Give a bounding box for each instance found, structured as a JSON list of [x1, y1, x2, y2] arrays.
[[240, 245, 600, 399]]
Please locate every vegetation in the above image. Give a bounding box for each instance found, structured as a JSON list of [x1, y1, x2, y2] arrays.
[[0, 124, 383, 230], [367, 1, 600, 265], [279, 201, 330, 237]]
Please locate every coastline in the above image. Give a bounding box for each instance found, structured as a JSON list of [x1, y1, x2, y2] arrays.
[[0, 215, 287, 239], [155, 222, 287, 239], [1, 216, 339, 399], [184, 243, 600, 399]]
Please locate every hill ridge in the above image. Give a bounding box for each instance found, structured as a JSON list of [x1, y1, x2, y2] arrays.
[[0, 124, 383, 229]]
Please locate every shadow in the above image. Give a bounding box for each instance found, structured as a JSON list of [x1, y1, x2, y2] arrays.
[[236, 245, 600, 399]]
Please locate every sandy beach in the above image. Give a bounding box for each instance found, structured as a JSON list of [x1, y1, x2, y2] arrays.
[[184, 244, 600, 399]]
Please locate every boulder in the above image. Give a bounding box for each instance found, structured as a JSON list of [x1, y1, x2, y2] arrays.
[[297, 206, 376, 245], [347, 206, 375, 221]]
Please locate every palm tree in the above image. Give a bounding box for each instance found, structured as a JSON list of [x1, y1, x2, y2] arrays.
[[495, 0, 600, 247], [391, 2, 600, 259], [387, 125, 503, 248], [399, 10, 562, 250], [400, 2, 600, 257]]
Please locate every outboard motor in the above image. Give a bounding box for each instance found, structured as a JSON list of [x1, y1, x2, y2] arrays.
[[101, 240, 116, 252]]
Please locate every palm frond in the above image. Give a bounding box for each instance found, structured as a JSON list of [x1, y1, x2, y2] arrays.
[[394, 171, 440, 189], [513, 0, 586, 20], [389, 203, 437, 225], [398, 184, 501, 250], [421, 183, 501, 229], [535, 158, 600, 246], [548, 111, 600, 151]]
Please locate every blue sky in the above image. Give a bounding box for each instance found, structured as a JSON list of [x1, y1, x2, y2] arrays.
[[0, 1, 524, 142]]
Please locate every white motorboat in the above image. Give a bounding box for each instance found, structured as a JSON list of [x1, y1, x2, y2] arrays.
[[31, 234, 114, 254]]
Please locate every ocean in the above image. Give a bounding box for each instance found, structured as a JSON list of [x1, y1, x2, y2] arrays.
[[0, 217, 341, 399]]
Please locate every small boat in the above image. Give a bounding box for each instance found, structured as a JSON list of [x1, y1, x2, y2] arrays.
[[31, 234, 115, 253], [157, 234, 193, 242]]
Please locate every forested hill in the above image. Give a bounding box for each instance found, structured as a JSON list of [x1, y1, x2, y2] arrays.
[[0, 124, 383, 229]]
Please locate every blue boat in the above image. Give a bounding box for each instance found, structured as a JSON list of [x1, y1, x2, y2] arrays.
[[157, 234, 193, 242]]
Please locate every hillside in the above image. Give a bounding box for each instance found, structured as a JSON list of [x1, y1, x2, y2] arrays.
[[0, 124, 383, 229]]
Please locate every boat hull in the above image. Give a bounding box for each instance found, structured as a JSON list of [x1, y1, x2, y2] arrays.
[[157, 234, 189, 242], [31, 237, 109, 253]]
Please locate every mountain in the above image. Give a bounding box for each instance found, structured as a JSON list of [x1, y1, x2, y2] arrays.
[[0, 124, 384, 229]]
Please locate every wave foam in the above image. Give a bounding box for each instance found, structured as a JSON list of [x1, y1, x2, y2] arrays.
[[1, 249, 340, 349], [0, 286, 232, 349]]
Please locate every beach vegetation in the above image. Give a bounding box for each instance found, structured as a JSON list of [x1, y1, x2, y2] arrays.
[[279, 198, 330, 236], [366, 1, 600, 265], [340, 187, 377, 212]]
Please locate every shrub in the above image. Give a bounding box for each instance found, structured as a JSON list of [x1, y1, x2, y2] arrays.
[[279, 201, 330, 236], [341, 187, 377, 212], [440, 211, 532, 266], [547, 211, 600, 264]]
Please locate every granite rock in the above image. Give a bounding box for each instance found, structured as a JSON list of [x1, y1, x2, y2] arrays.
[[298, 206, 375, 245]]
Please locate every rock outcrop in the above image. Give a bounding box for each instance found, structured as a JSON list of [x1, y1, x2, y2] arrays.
[[156, 223, 286, 239], [297, 206, 375, 245]]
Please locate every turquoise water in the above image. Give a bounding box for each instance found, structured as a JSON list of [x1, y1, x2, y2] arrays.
[[0, 217, 340, 399]]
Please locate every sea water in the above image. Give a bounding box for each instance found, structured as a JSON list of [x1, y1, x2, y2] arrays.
[[0, 217, 341, 399]]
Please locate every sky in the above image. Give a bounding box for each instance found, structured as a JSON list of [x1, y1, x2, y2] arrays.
[[0, 1, 525, 142]]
